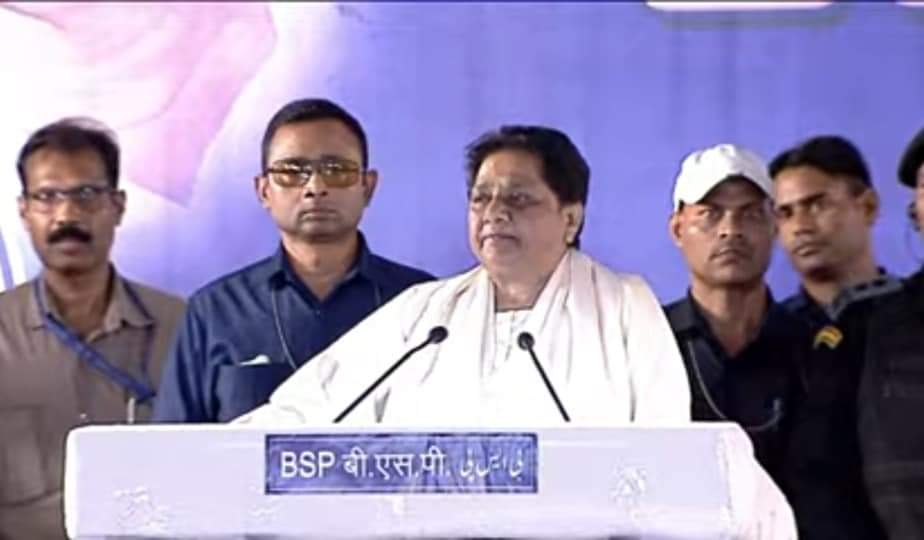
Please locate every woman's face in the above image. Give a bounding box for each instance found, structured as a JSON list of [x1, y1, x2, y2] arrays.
[[467, 149, 582, 281]]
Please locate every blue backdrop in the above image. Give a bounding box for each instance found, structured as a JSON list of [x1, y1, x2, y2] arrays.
[[0, 2, 922, 301]]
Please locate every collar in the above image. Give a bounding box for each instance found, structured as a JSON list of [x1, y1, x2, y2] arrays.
[[670, 287, 794, 346], [267, 231, 385, 289], [666, 292, 700, 336], [27, 268, 152, 333], [791, 269, 903, 322]]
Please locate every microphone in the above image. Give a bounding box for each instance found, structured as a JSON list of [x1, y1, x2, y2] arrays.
[[516, 332, 570, 422], [333, 326, 449, 423]]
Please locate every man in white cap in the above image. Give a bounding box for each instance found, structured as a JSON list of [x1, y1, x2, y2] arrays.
[[664, 144, 812, 537]]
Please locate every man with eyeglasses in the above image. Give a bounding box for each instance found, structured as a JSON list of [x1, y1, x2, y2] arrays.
[[153, 98, 433, 423], [0, 118, 185, 539], [663, 144, 811, 534]]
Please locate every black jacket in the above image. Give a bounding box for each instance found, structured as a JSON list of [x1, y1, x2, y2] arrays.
[[861, 269, 924, 539], [783, 281, 902, 540]]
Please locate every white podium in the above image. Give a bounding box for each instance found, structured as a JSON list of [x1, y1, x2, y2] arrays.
[[65, 423, 765, 539]]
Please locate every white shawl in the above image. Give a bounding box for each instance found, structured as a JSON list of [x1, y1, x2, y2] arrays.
[[240, 249, 689, 426], [236, 249, 796, 538]]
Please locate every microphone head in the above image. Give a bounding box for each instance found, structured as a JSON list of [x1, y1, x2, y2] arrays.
[[516, 331, 535, 350], [428, 326, 449, 344]]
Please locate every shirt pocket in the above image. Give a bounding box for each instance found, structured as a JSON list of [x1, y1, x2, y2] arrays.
[[214, 364, 292, 422], [0, 406, 47, 505]]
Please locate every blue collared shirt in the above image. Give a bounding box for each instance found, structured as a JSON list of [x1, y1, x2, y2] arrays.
[[153, 236, 433, 422]]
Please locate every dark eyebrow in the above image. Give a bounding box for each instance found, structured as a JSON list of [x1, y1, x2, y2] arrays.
[[690, 203, 717, 211], [268, 157, 308, 168], [775, 191, 826, 211], [738, 200, 767, 211], [275, 154, 356, 164], [472, 180, 543, 196], [317, 154, 356, 163], [695, 195, 767, 211], [28, 178, 109, 189], [689, 201, 722, 211]]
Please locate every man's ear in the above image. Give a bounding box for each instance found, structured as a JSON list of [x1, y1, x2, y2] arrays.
[[17, 195, 35, 239], [254, 175, 271, 209], [669, 210, 684, 248], [362, 169, 379, 207], [858, 188, 879, 226], [111, 189, 127, 226]]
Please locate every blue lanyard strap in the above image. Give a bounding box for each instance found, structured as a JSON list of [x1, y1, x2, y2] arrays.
[[33, 280, 156, 403]]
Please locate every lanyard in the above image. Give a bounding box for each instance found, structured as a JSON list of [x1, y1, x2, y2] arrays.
[[270, 273, 383, 371], [684, 337, 784, 434], [34, 279, 156, 404]]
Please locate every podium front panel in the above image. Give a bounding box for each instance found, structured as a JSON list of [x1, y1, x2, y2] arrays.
[[64, 424, 754, 539]]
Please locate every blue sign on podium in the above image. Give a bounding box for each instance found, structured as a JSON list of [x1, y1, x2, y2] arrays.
[[265, 432, 538, 495]]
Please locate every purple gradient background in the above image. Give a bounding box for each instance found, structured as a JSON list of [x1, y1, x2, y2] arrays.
[[1, 3, 922, 302]]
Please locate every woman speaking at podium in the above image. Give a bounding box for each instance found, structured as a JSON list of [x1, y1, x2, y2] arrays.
[[237, 125, 796, 539]]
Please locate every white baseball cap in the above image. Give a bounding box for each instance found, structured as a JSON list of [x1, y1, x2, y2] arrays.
[[672, 144, 773, 211]]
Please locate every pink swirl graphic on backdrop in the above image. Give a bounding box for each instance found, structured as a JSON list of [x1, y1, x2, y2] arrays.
[[2, 2, 276, 203]]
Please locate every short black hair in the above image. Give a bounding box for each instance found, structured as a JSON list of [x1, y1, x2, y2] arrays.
[[768, 135, 871, 195], [465, 125, 590, 247], [261, 98, 368, 170], [898, 126, 924, 188], [17, 117, 120, 190]]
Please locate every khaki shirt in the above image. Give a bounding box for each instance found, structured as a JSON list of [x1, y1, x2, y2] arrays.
[[0, 274, 184, 540]]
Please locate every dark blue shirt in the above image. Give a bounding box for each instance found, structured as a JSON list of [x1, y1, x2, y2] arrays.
[[153, 235, 433, 422]]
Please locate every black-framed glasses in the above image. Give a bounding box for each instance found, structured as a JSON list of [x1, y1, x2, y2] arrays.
[[22, 184, 116, 213], [264, 158, 364, 189]]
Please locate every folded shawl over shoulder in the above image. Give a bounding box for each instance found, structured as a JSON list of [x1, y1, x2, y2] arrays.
[[237, 249, 689, 426]]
